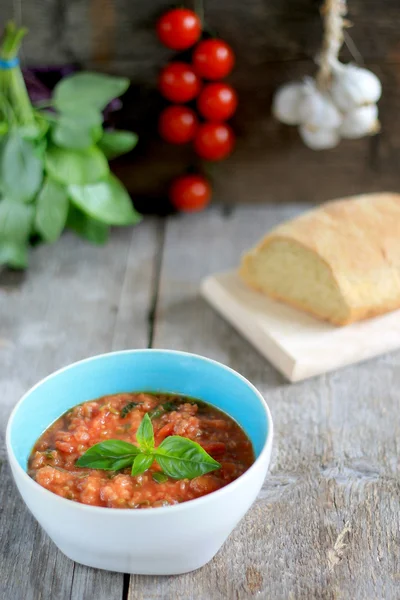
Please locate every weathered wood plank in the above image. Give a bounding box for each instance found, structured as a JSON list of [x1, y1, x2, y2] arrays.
[[128, 206, 400, 599], [19, 0, 400, 70], [0, 220, 161, 600], [90, 0, 117, 68], [0, 0, 14, 23], [7, 0, 400, 204], [17, 0, 74, 65]]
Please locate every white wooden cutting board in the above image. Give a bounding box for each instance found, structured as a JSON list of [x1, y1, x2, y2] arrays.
[[201, 271, 400, 382]]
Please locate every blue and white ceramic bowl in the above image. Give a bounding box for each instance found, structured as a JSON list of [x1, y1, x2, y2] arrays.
[[6, 349, 273, 575]]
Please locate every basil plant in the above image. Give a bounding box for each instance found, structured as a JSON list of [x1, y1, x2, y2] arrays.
[[0, 22, 140, 269]]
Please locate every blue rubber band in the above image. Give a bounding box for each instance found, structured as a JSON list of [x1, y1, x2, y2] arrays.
[[0, 57, 20, 70]]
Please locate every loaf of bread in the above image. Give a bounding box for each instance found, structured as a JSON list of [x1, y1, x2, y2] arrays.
[[239, 193, 400, 326]]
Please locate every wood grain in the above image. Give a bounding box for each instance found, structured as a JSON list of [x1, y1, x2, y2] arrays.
[[6, 0, 400, 204], [2, 206, 400, 598], [0, 221, 161, 600], [128, 206, 400, 599], [90, 0, 116, 68], [20, 0, 400, 71]]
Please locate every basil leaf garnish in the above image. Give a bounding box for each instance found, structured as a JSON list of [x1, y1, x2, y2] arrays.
[[148, 401, 178, 420], [154, 436, 221, 480], [162, 401, 178, 412], [76, 440, 140, 470], [120, 401, 139, 418], [136, 413, 154, 451], [131, 453, 154, 477], [152, 472, 169, 484], [76, 415, 221, 480]]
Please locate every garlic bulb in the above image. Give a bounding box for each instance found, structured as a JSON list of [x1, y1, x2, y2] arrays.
[[270, 0, 384, 150], [299, 124, 340, 150], [340, 104, 379, 139], [272, 82, 305, 125], [331, 63, 382, 111], [298, 79, 342, 129]]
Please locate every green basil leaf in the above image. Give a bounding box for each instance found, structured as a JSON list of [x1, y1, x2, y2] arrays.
[[35, 178, 69, 243], [152, 472, 168, 484], [76, 440, 140, 470], [0, 198, 34, 242], [54, 72, 130, 112], [131, 453, 154, 477], [136, 414, 154, 451], [66, 204, 109, 245], [0, 241, 28, 269], [68, 174, 141, 225], [61, 106, 102, 126], [120, 401, 140, 418], [108, 456, 137, 471], [0, 198, 34, 269], [98, 130, 138, 159], [45, 145, 109, 185], [148, 402, 177, 420], [52, 108, 103, 150], [0, 134, 43, 202], [155, 437, 221, 480]]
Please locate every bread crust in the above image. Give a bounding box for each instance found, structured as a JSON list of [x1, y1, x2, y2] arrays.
[[240, 193, 400, 326]]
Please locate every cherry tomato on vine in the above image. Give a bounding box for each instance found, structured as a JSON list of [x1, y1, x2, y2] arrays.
[[158, 62, 201, 103], [194, 122, 235, 161], [159, 105, 198, 144], [170, 174, 211, 212], [192, 39, 235, 80], [156, 8, 201, 50], [197, 83, 238, 121]]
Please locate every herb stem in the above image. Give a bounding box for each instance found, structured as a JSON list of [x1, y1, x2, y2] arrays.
[[0, 21, 35, 125]]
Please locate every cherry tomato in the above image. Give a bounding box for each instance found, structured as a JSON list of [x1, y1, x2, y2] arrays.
[[192, 39, 235, 80], [158, 62, 201, 103], [156, 8, 201, 50], [194, 123, 235, 160], [159, 105, 198, 144], [170, 174, 211, 212], [197, 83, 238, 121]]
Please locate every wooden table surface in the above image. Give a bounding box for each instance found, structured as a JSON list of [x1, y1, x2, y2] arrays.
[[1, 205, 399, 600]]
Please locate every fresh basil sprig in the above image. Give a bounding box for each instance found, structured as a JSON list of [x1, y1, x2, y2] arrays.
[[0, 21, 141, 270], [76, 414, 221, 480]]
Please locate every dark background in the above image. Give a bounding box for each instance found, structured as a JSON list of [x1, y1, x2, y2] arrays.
[[2, 0, 400, 207]]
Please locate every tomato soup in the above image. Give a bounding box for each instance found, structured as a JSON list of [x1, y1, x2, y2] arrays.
[[28, 393, 255, 509]]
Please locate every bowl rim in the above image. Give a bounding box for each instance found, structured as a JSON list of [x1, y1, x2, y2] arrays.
[[6, 348, 273, 517]]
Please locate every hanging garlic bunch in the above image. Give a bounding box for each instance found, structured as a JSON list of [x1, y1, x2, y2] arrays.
[[272, 0, 382, 150]]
